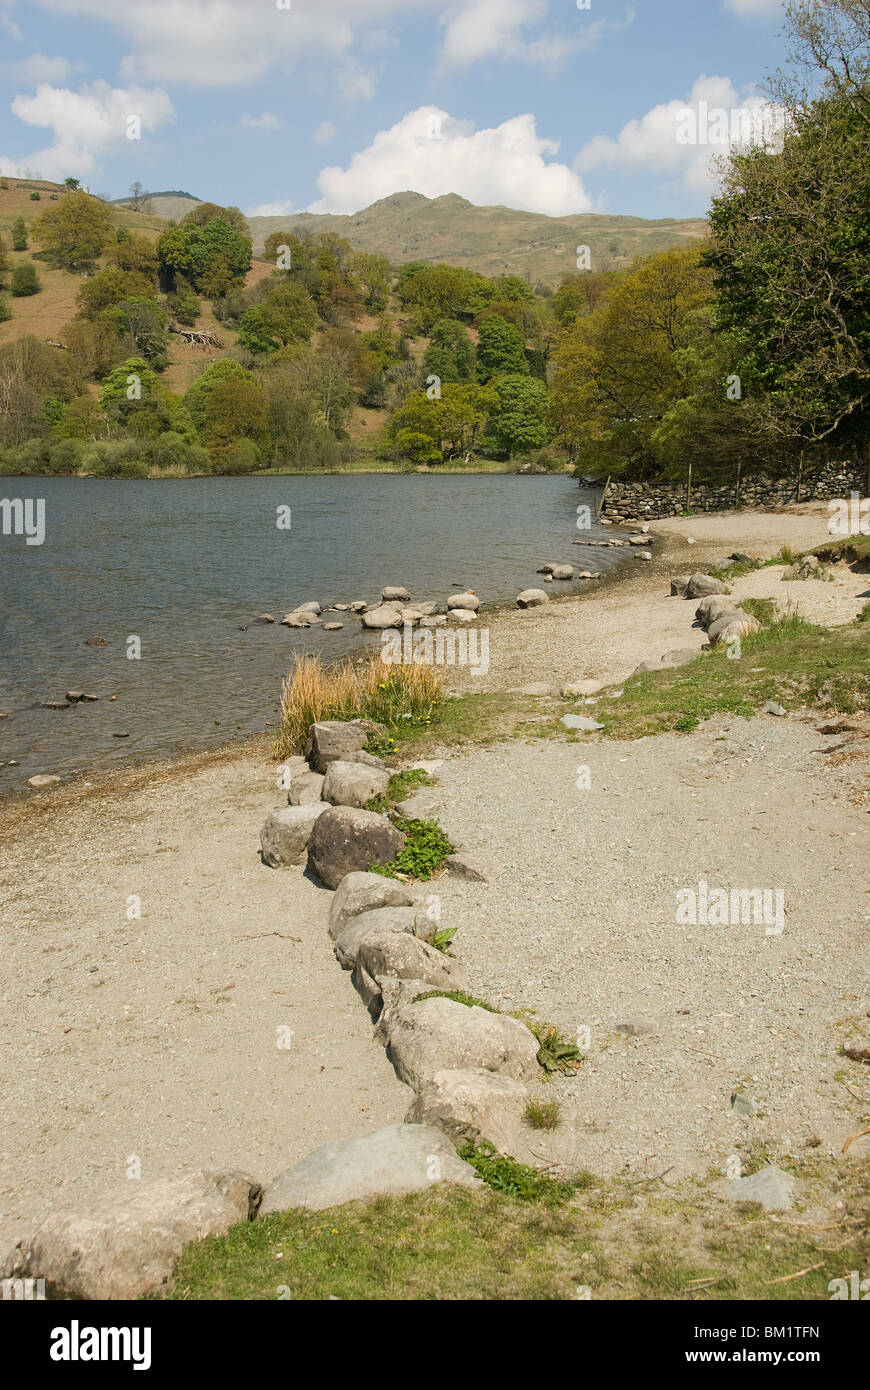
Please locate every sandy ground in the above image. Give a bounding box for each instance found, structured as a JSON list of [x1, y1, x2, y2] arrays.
[[1, 501, 867, 1245]]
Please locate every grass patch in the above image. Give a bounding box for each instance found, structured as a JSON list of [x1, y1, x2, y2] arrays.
[[364, 767, 433, 814], [738, 596, 777, 626], [530, 1022, 583, 1078], [429, 926, 458, 954], [811, 533, 870, 569], [591, 613, 870, 740], [370, 815, 452, 881], [859, 602, 870, 623], [412, 988, 501, 1012], [273, 653, 442, 759], [457, 1142, 578, 1205], [526, 1098, 561, 1130]]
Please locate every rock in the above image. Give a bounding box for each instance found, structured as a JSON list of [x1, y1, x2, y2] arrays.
[[297, 601, 322, 614], [406, 601, 440, 617], [536, 563, 556, 575], [396, 607, 424, 626], [85, 635, 109, 646], [444, 852, 490, 883], [419, 614, 447, 628], [0, 1170, 258, 1300], [694, 595, 738, 629], [381, 586, 411, 603], [686, 537, 696, 545], [361, 604, 403, 629], [288, 771, 325, 806], [543, 575, 553, 582], [350, 601, 367, 612], [306, 720, 368, 773], [395, 791, 441, 819], [258, 1125, 480, 1216], [633, 660, 664, 675], [27, 774, 61, 788], [322, 759, 390, 809], [730, 551, 753, 565], [634, 550, 652, 561], [322, 622, 344, 631], [725, 1164, 796, 1212], [577, 570, 601, 580], [333, 906, 428, 970], [260, 804, 329, 867], [65, 690, 84, 703], [406, 1069, 528, 1152], [764, 700, 787, 717], [328, 871, 418, 939], [448, 607, 478, 624], [39, 701, 69, 710], [80, 693, 100, 702], [707, 613, 760, 646], [281, 610, 320, 628], [731, 1093, 759, 1117], [447, 592, 480, 611], [550, 565, 574, 581], [384, 997, 541, 1091], [659, 647, 701, 668], [354, 928, 465, 1011], [616, 1017, 658, 1037], [628, 535, 651, 546], [561, 679, 605, 697], [561, 715, 604, 731], [343, 749, 388, 771], [685, 572, 728, 599], [279, 754, 309, 782], [670, 577, 690, 597], [332, 603, 349, 611], [307, 806, 406, 889], [253, 614, 275, 625], [516, 589, 549, 608], [508, 682, 559, 696]]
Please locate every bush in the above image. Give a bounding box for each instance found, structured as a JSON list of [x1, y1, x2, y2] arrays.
[[11, 263, 40, 297], [46, 438, 85, 475], [0, 294, 10, 323], [29, 192, 40, 201], [210, 436, 261, 474], [11, 217, 27, 252], [370, 816, 452, 881]]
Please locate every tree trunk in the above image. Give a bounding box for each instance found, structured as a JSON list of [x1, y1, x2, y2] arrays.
[[796, 450, 804, 504], [595, 473, 611, 520], [685, 458, 693, 513], [735, 457, 742, 509]]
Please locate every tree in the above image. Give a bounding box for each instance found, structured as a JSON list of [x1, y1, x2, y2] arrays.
[[33, 192, 113, 271], [389, 382, 497, 460], [181, 202, 250, 238], [105, 232, 159, 279], [487, 375, 551, 456], [183, 359, 254, 434], [0, 235, 8, 288], [476, 314, 528, 382], [157, 217, 251, 295], [551, 272, 617, 325], [64, 177, 81, 190], [201, 375, 268, 459], [0, 335, 83, 444], [128, 181, 148, 211], [421, 319, 475, 384], [11, 263, 40, 297], [352, 252, 392, 312], [76, 269, 156, 318], [493, 275, 535, 304], [237, 282, 317, 354], [54, 395, 108, 440], [11, 217, 27, 251], [102, 298, 168, 368], [98, 358, 165, 423]]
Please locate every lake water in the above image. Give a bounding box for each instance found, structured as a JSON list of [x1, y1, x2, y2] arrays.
[[0, 474, 626, 790]]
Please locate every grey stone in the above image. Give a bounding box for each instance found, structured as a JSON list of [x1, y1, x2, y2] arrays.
[[419, 614, 447, 628], [350, 600, 367, 612], [258, 1125, 480, 1216], [731, 1093, 759, 1117], [634, 550, 653, 561], [725, 1164, 796, 1212], [0, 1170, 258, 1300], [354, 928, 464, 1011], [333, 906, 427, 970], [260, 804, 328, 867], [695, 595, 739, 629], [288, 771, 325, 805], [516, 589, 549, 608], [361, 604, 403, 630], [307, 806, 406, 889], [685, 572, 728, 600], [385, 997, 541, 1091], [764, 700, 787, 717], [253, 614, 275, 624], [395, 791, 441, 819], [561, 679, 604, 697], [670, 576, 690, 597], [659, 647, 701, 668], [27, 774, 61, 788], [444, 853, 490, 883], [306, 720, 368, 773], [322, 622, 343, 631], [322, 759, 390, 809], [561, 715, 604, 731], [447, 592, 480, 611], [328, 872, 418, 938], [448, 608, 477, 623], [550, 565, 574, 580], [708, 613, 760, 646], [406, 1069, 528, 1151], [730, 552, 753, 564], [616, 1017, 658, 1037], [381, 586, 411, 603]]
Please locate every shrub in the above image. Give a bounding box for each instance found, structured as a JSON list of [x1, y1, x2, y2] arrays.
[[457, 1142, 576, 1204], [526, 1099, 561, 1130], [29, 192, 41, 201], [11, 263, 40, 297], [370, 816, 452, 881], [11, 217, 27, 251]]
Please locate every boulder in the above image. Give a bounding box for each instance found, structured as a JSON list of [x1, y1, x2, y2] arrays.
[[628, 535, 651, 546], [730, 552, 753, 565], [420, 614, 447, 628], [350, 600, 367, 612], [288, 771, 325, 806], [384, 997, 541, 1091], [634, 550, 652, 561], [322, 622, 343, 632], [361, 604, 402, 630], [670, 577, 690, 597], [333, 906, 426, 970], [395, 791, 441, 820], [447, 607, 478, 624], [306, 720, 368, 773], [328, 871, 418, 939], [725, 1165, 797, 1212], [406, 1069, 528, 1152], [297, 601, 322, 615], [27, 774, 61, 788], [343, 749, 388, 771], [561, 679, 604, 697], [659, 647, 701, 668], [0, 1170, 258, 1300], [258, 1125, 480, 1216], [516, 589, 549, 608], [536, 564, 556, 575], [260, 804, 328, 867], [281, 610, 321, 628], [764, 700, 787, 718], [382, 586, 411, 603], [307, 806, 406, 889], [253, 614, 275, 624], [685, 572, 727, 600], [550, 565, 574, 581], [444, 853, 490, 883], [447, 592, 480, 611], [322, 759, 390, 809], [561, 714, 604, 731], [708, 612, 760, 646], [695, 595, 739, 629], [353, 928, 465, 1011]]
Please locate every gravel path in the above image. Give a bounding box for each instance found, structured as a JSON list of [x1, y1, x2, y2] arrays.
[[0, 753, 410, 1251], [431, 715, 870, 1179]]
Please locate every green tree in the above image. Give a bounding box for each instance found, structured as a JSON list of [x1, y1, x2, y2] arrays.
[[181, 203, 250, 237], [0, 335, 83, 444], [421, 319, 475, 385], [105, 232, 159, 280], [157, 217, 251, 295], [54, 395, 107, 440], [352, 252, 392, 312], [476, 314, 528, 382], [237, 282, 317, 354], [389, 382, 496, 460], [11, 217, 27, 251], [76, 268, 156, 318], [487, 375, 551, 456], [11, 263, 40, 297], [33, 192, 113, 271]]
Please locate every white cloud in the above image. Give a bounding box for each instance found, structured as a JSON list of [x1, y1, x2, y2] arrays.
[[315, 121, 337, 143], [247, 198, 294, 217], [723, 0, 783, 17], [309, 105, 592, 216], [576, 76, 786, 193], [1, 12, 24, 41], [0, 79, 174, 181], [27, 0, 588, 87], [4, 54, 72, 83], [241, 111, 282, 129]]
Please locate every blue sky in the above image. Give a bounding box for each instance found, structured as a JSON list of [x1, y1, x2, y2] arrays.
[[0, 0, 790, 220]]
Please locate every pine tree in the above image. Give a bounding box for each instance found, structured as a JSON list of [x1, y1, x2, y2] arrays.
[[11, 216, 27, 251]]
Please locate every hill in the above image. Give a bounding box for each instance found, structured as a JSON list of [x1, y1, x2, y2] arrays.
[[247, 191, 707, 285], [111, 190, 203, 220]]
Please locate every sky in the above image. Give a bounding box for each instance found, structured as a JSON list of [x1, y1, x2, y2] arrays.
[[0, 0, 791, 221]]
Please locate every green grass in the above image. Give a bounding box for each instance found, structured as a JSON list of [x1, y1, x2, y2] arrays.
[[370, 815, 453, 880], [457, 1141, 580, 1205], [811, 533, 870, 568], [526, 1098, 561, 1130], [412, 988, 502, 1012], [364, 767, 434, 814], [152, 1158, 870, 1301]]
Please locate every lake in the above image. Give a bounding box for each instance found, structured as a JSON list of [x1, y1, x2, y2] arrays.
[[0, 474, 627, 790]]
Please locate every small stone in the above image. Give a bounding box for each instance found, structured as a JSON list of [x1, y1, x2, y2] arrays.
[[85, 635, 109, 646], [561, 715, 604, 731], [65, 690, 84, 703], [670, 577, 690, 597], [322, 622, 344, 631], [561, 679, 604, 697], [616, 1017, 658, 1037], [731, 1093, 758, 1117], [448, 608, 478, 623], [725, 1165, 796, 1212], [634, 550, 652, 561], [253, 614, 275, 624], [764, 700, 786, 717], [516, 589, 549, 608], [28, 774, 61, 788], [80, 693, 100, 702], [444, 852, 490, 883], [382, 586, 411, 603]]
